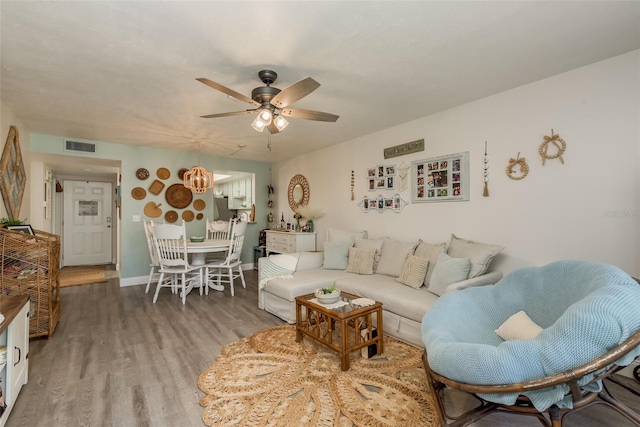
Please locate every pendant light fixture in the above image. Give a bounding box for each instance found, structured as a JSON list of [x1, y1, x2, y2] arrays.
[[183, 140, 214, 193]]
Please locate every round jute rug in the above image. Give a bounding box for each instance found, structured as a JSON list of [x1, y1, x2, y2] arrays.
[[198, 324, 438, 426]]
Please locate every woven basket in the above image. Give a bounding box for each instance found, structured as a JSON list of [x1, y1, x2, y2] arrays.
[[0, 228, 61, 338]]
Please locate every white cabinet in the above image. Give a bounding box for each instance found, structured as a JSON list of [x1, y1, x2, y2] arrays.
[[266, 231, 316, 255], [0, 296, 29, 427], [228, 178, 253, 209]]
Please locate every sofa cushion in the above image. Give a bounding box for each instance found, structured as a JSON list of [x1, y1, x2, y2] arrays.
[[334, 273, 440, 323], [323, 241, 352, 270], [266, 269, 355, 301], [396, 254, 429, 289], [447, 234, 504, 278], [345, 247, 376, 275], [428, 252, 471, 296], [327, 228, 368, 244], [376, 239, 419, 277], [414, 240, 447, 286]]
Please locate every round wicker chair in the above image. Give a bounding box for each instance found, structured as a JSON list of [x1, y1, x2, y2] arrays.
[[421, 260, 640, 427]]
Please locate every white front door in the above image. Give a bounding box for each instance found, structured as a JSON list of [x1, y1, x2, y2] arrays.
[[63, 180, 113, 266]]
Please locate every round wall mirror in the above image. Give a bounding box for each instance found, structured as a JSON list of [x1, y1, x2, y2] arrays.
[[288, 174, 310, 212]]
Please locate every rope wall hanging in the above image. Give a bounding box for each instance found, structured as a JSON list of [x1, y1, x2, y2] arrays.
[[482, 141, 490, 197], [506, 152, 529, 180], [539, 129, 566, 165]]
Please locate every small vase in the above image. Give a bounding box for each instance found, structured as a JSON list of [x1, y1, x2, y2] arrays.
[[307, 219, 314, 232]]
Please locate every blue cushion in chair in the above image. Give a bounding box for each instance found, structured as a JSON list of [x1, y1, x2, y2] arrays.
[[422, 259, 640, 411]]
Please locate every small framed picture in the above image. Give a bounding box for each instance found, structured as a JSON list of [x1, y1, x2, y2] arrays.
[[367, 168, 376, 178], [5, 224, 35, 235]]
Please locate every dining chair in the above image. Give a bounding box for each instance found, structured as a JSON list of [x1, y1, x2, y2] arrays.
[[205, 218, 237, 263], [151, 222, 204, 304], [204, 220, 247, 296], [143, 219, 161, 294]]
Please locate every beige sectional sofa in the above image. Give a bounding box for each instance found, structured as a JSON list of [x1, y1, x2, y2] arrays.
[[258, 229, 503, 347]]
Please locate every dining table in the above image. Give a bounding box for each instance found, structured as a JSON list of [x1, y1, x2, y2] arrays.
[[186, 239, 230, 292]]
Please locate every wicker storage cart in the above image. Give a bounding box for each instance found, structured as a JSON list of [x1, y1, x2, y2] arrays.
[[0, 228, 60, 338]]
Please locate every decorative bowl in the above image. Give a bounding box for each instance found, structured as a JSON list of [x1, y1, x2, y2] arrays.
[[190, 236, 205, 243], [314, 289, 341, 304]]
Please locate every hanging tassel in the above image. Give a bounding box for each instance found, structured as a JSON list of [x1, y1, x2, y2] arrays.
[[482, 141, 490, 197]]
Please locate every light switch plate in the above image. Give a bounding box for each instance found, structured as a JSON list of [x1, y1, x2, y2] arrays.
[[132, 215, 141, 222]]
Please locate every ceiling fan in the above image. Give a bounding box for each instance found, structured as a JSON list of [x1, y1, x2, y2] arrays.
[[197, 70, 339, 133]]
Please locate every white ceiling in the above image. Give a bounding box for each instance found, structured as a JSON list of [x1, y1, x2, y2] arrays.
[[2, 1, 639, 171]]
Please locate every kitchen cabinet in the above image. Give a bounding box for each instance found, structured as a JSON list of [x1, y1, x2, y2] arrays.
[[0, 295, 29, 427]]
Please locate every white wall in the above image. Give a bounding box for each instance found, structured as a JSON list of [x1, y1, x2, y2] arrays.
[[273, 50, 640, 277], [0, 101, 31, 223]]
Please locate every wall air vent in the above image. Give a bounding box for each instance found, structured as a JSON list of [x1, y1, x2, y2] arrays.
[[65, 140, 96, 153]]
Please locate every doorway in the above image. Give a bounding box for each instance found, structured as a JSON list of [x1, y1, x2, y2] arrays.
[[62, 180, 114, 266]]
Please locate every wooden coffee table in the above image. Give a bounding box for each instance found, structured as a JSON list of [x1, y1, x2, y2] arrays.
[[295, 290, 383, 371]]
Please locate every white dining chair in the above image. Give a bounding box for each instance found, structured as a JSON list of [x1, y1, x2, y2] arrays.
[[151, 222, 204, 304], [204, 220, 247, 296], [205, 218, 236, 262], [143, 219, 162, 294]]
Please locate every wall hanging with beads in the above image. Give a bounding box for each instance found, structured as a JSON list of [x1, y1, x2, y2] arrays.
[[539, 129, 566, 165], [358, 194, 407, 213], [367, 165, 396, 190], [482, 141, 490, 197], [506, 152, 529, 180], [350, 170, 355, 200]]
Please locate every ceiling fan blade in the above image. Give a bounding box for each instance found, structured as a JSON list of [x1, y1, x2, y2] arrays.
[[266, 122, 281, 134], [200, 110, 258, 119], [270, 77, 321, 108], [196, 78, 260, 106], [281, 108, 339, 122]]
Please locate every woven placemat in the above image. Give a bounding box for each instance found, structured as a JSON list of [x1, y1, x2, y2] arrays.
[[198, 324, 438, 426]]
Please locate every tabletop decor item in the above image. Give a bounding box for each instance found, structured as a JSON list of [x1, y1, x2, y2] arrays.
[[539, 129, 566, 165], [136, 168, 150, 180], [506, 152, 529, 180], [314, 286, 341, 304], [190, 236, 205, 243]]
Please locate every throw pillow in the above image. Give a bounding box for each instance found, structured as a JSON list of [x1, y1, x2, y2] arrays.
[[495, 311, 543, 341], [323, 241, 352, 270], [428, 252, 471, 296], [414, 240, 446, 286], [447, 234, 504, 278], [345, 247, 376, 275], [258, 253, 300, 289], [395, 254, 429, 289], [376, 239, 419, 277], [355, 237, 388, 266], [327, 228, 368, 245]]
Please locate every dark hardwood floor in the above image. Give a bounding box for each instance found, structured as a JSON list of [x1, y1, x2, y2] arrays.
[[5, 270, 640, 426]]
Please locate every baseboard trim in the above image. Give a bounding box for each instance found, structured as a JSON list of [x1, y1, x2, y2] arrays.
[[119, 263, 254, 287]]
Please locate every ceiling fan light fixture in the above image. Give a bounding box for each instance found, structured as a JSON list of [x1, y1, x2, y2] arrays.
[[274, 115, 289, 131], [251, 115, 266, 132], [258, 108, 273, 124]]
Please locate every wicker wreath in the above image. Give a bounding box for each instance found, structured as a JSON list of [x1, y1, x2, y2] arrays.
[[506, 153, 529, 180], [539, 130, 566, 165]]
